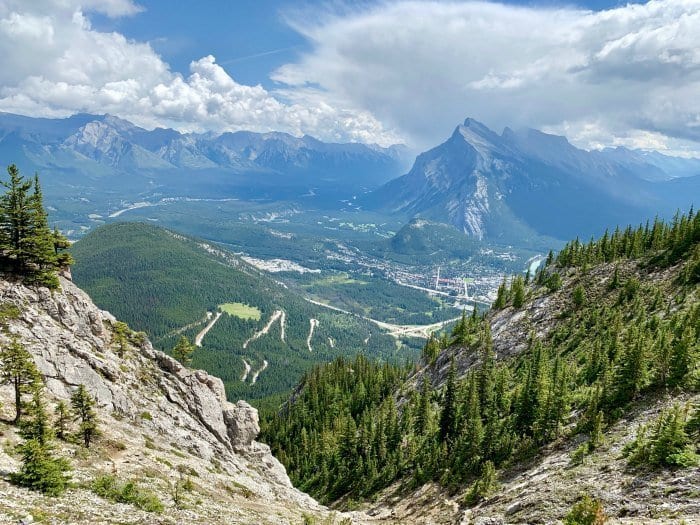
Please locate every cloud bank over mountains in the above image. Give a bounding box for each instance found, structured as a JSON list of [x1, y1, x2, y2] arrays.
[[0, 0, 398, 145], [1, 0, 699, 154]]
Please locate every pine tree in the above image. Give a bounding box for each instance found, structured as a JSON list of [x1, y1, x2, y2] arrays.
[[511, 276, 526, 308], [0, 335, 40, 423], [71, 385, 98, 448], [11, 381, 71, 495], [54, 401, 71, 441], [0, 164, 34, 269], [414, 376, 432, 437], [454, 376, 483, 476], [612, 330, 648, 406], [112, 321, 130, 357], [422, 333, 441, 365], [493, 278, 508, 309], [669, 324, 696, 387], [19, 381, 52, 446], [172, 335, 195, 366], [0, 166, 69, 288], [24, 175, 59, 288], [572, 284, 586, 309], [439, 358, 457, 443]]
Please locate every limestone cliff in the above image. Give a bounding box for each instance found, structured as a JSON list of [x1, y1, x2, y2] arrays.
[[0, 275, 348, 524]]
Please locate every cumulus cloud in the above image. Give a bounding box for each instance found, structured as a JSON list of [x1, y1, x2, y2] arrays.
[[275, 0, 700, 152], [2, 0, 699, 152], [0, 0, 399, 144]]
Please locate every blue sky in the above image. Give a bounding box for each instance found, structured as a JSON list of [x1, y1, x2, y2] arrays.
[[0, 0, 698, 156]]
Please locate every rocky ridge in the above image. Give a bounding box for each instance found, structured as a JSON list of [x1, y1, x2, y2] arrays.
[[0, 274, 352, 524]]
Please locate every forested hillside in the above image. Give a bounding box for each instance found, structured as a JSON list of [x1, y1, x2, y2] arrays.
[[263, 210, 700, 521], [71, 223, 412, 404]]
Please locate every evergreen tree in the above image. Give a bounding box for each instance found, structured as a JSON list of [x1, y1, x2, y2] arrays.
[[54, 401, 71, 441], [112, 321, 130, 358], [71, 385, 98, 448], [24, 175, 59, 288], [493, 278, 508, 309], [172, 335, 196, 366], [11, 381, 70, 495], [439, 358, 457, 443], [421, 333, 441, 365], [572, 284, 586, 309], [52, 226, 73, 268], [611, 330, 648, 406], [0, 165, 69, 288], [669, 324, 696, 387], [0, 335, 40, 423], [414, 376, 432, 437], [511, 276, 526, 309], [0, 164, 34, 269]]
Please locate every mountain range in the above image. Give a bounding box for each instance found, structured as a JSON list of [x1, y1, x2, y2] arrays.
[[0, 111, 407, 208], [367, 118, 700, 242], [2, 111, 699, 249]]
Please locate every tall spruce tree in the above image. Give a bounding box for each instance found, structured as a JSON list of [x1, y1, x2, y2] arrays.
[[0, 335, 40, 423], [439, 358, 457, 442], [11, 381, 71, 495], [0, 165, 68, 288], [71, 384, 99, 448], [0, 164, 34, 269]]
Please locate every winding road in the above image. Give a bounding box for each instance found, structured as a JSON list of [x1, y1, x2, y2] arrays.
[[243, 310, 285, 349], [306, 298, 461, 339], [194, 311, 222, 347], [306, 318, 319, 352]]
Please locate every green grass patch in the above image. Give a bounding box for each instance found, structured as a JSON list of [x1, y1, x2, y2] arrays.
[[218, 302, 262, 321], [304, 273, 367, 287]]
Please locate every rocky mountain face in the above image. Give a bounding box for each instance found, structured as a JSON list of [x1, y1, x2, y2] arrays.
[[367, 118, 699, 243], [0, 112, 405, 175], [0, 112, 407, 212], [0, 274, 353, 524]]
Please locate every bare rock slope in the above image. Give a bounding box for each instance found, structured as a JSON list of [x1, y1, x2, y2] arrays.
[[0, 275, 350, 524]]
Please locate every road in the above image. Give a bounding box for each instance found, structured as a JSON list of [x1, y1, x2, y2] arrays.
[[194, 311, 222, 347], [306, 298, 461, 339]]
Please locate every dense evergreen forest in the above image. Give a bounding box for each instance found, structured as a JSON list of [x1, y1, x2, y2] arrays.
[[71, 223, 420, 404], [0, 164, 71, 289], [262, 210, 700, 505]]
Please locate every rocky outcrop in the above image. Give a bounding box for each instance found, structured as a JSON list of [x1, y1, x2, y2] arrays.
[[0, 275, 352, 524]]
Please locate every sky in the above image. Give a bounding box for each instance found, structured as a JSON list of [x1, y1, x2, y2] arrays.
[[0, 0, 699, 156]]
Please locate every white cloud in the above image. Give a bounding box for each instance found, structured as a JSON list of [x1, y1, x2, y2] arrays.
[[1, 0, 699, 153], [274, 0, 700, 152], [0, 0, 399, 145]]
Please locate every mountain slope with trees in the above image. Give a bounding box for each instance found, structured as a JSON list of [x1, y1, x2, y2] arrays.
[[70, 222, 410, 404], [0, 272, 350, 524], [263, 210, 700, 523]]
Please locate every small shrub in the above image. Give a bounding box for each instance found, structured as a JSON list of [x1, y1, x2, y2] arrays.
[[463, 461, 497, 505], [570, 442, 590, 465], [547, 273, 562, 292], [564, 494, 607, 525], [91, 475, 164, 513], [140, 411, 153, 421]]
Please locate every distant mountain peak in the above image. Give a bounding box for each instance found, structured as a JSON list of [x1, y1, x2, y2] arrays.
[[368, 116, 698, 242]]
